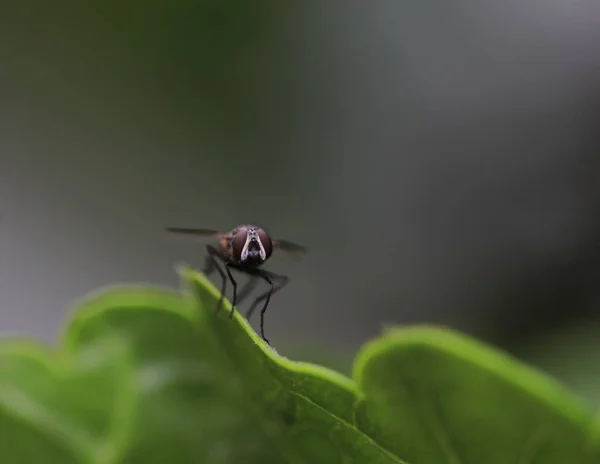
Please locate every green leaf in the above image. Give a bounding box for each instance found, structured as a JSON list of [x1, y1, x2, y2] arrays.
[[0, 330, 137, 463], [0, 265, 598, 464], [353, 327, 600, 464], [181, 266, 402, 464]]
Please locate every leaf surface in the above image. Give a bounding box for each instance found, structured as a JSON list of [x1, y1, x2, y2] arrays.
[[0, 267, 598, 464]]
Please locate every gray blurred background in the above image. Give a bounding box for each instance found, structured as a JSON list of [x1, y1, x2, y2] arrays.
[[1, 2, 600, 405]]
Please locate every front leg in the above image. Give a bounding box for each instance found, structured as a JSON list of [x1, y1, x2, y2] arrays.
[[246, 270, 289, 344], [224, 262, 238, 319], [236, 276, 258, 306], [204, 244, 228, 314]]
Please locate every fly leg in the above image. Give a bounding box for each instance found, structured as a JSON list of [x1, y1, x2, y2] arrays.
[[246, 270, 289, 344], [204, 244, 228, 315], [224, 263, 238, 319], [236, 276, 258, 306]]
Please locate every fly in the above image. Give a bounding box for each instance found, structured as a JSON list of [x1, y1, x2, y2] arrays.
[[166, 224, 306, 344]]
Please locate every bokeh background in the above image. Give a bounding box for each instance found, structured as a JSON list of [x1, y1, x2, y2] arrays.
[[1, 2, 600, 407]]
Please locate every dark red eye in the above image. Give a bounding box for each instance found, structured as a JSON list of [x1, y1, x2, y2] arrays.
[[257, 229, 273, 259], [230, 230, 248, 261]]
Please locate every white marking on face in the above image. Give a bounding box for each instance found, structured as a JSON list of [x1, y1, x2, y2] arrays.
[[240, 229, 266, 261]]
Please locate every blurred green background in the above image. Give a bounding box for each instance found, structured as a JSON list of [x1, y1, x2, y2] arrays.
[[1, 2, 599, 407]]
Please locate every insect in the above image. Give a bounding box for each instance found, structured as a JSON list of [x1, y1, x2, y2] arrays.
[[166, 224, 307, 344]]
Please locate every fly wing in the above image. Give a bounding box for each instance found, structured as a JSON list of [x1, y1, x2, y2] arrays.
[[272, 239, 308, 260], [166, 227, 224, 237], [165, 227, 229, 244]]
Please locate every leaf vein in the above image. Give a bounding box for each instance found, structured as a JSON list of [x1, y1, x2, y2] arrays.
[[289, 391, 409, 464]]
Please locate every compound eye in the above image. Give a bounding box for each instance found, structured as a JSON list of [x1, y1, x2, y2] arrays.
[[257, 229, 272, 259], [230, 230, 248, 261]]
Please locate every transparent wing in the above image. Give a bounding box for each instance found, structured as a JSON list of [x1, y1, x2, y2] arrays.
[[272, 239, 308, 258], [165, 227, 229, 245], [166, 227, 224, 237]]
